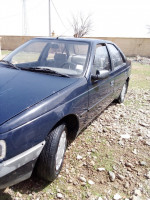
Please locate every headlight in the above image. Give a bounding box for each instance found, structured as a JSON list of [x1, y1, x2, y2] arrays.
[[0, 140, 6, 160]]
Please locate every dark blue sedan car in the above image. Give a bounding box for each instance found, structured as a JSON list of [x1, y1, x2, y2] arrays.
[[0, 37, 131, 189]]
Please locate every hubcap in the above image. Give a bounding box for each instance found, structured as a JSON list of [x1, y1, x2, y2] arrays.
[[55, 131, 67, 171], [121, 83, 126, 101]]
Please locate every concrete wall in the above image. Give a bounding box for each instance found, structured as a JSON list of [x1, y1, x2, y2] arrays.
[[94, 37, 150, 57], [1, 36, 35, 51], [0, 35, 150, 57]]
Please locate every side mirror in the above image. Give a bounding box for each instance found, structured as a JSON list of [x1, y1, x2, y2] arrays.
[[91, 70, 109, 81]]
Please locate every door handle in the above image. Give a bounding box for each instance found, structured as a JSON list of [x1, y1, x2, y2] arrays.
[[110, 80, 114, 87]]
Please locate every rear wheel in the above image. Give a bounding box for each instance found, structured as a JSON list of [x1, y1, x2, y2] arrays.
[[117, 81, 128, 103], [36, 124, 67, 182]]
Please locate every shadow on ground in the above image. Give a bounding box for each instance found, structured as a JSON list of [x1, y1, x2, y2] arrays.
[[0, 175, 49, 199], [0, 102, 117, 199]]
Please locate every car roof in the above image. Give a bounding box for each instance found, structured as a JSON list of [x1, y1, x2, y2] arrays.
[[33, 37, 112, 44]]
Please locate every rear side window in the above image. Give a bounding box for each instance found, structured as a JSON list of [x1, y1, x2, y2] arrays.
[[107, 44, 124, 68], [93, 44, 111, 73]]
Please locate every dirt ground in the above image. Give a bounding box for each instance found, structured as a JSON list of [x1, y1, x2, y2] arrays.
[[0, 59, 150, 200]]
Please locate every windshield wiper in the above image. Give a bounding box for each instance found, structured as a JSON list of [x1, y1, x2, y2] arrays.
[[21, 67, 69, 77], [0, 60, 20, 70]]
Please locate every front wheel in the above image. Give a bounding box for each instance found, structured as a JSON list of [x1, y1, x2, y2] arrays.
[[116, 82, 128, 103], [36, 124, 67, 182]]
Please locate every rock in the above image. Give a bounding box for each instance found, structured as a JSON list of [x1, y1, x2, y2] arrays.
[[98, 197, 103, 200], [108, 171, 115, 182], [139, 161, 147, 166], [145, 171, 150, 179], [73, 181, 78, 185], [79, 176, 86, 182], [57, 193, 63, 199], [90, 160, 95, 166], [125, 162, 134, 168], [118, 140, 124, 146], [134, 189, 142, 196], [97, 168, 105, 172], [16, 192, 22, 198], [139, 122, 149, 127], [132, 195, 141, 200], [136, 55, 142, 61], [117, 174, 125, 181], [81, 182, 86, 186], [77, 155, 82, 160], [68, 179, 73, 183], [145, 140, 150, 146], [88, 180, 95, 185], [132, 149, 137, 154], [124, 182, 130, 189], [113, 193, 121, 200], [146, 133, 150, 138], [100, 179, 104, 184], [121, 134, 131, 139]]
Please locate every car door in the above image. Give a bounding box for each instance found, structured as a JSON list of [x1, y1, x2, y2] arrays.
[[107, 44, 127, 100], [87, 43, 115, 121]]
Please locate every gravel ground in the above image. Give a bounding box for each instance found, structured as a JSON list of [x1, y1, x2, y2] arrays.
[[0, 60, 150, 200]]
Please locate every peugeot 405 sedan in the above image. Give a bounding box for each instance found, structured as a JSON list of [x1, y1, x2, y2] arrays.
[[0, 37, 131, 189]]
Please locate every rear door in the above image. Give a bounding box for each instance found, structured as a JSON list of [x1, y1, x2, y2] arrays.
[[107, 44, 127, 99], [87, 43, 114, 120]]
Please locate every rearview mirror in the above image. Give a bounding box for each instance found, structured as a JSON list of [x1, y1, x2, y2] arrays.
[[91, 70, 109, 81]]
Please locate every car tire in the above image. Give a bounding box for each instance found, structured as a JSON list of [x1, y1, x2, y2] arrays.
[[36, 123, 67, 182], [117, 81, 128, 103]]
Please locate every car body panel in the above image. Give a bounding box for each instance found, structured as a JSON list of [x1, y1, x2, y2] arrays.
[[0, 77, 89, 161], [0, 37, 131, 189], [0, 65, 78, 126]]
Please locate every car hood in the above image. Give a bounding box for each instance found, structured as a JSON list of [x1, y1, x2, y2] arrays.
[[0, 66, 78, 125]]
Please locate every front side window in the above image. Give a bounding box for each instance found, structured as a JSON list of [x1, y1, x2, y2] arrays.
[[4, 39, 89, 76], [93, 44, 111, 74], [107, 44, 124, 68]]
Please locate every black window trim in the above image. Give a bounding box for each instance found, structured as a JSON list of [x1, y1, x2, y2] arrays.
[[93, 42, 112, 72], [106, 43, 126, 71]]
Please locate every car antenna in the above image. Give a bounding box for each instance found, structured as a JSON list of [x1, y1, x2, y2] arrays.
[[56, 27, 74, 39]]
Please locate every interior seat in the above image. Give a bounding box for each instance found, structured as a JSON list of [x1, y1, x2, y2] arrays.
[[54, 53, 67, 68]]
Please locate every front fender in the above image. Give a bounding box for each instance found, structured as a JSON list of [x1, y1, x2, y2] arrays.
[[0, 78, 88, 162]]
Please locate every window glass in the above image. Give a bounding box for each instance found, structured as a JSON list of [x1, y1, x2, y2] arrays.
[[5, 39, 89, 76], [47, 43, 66, 60], [12, 42, 46, 64], [107, 44, 124, 68], [74, 44, 89, 55], [93, 44, 110, 73]]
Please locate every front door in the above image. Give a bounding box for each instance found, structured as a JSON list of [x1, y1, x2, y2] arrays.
[[87, 43, 114, 121]]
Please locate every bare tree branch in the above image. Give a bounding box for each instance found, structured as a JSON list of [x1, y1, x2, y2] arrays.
[[70, 13, 93, 38]]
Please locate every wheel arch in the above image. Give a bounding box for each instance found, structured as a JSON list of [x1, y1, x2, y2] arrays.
[[126, 77, 130, 90], [51, 114, 80, 142]]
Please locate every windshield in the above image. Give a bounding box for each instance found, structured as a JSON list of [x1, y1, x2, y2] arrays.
[[4, 39, 90, 76]]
